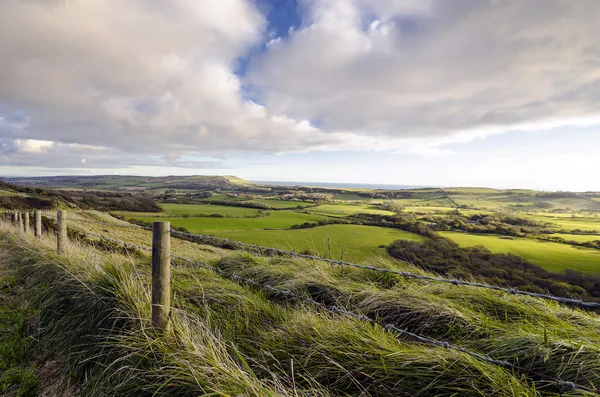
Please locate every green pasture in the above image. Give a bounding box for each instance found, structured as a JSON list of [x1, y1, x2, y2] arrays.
[[114, 203, 261, 218], [547, 233, 600, 243], [444, 187, 501, 194], [526, 215, 600, 232], [402, 206, 455, 213], [128, 211, 326, 231], [385, 197, 455, 206], [248, 198, 312, 209], [306, 204, 395, 216], [450, 195, 524, 210], [439, 232, 600, 275], [213, 224, 424, 262]]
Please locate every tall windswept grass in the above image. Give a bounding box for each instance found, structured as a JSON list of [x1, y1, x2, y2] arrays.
[[1, 219, 599, 396]]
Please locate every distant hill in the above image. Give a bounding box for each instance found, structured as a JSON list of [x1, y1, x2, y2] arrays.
[[1, 175, 251, 191], [0, 180, 78, 210], [0, 179, 162, 212]]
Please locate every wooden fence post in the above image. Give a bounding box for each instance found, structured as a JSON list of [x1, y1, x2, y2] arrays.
[[34, 210, 42, 238], [23, 212, 30, 234], [57, 210, 67, 255], [152, 221, 171, 333], [17, 211, 23, 232], [12, 210, 18, 225]]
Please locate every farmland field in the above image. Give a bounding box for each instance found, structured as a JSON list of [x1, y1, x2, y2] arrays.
[[526, 215, 600, 232], [114, 203, 261, 218], [439, 231, 600, 274], [306, 204, 395, 216], [127, 210, 326, 231], [548, 233, 600, 243], [213, 224, 424, 262]]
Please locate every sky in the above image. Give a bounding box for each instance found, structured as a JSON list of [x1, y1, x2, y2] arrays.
[[0, 0, 599, 191]]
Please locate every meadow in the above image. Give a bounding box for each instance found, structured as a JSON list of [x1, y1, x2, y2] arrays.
[[527, 214, 600, 232], [548, 233, 600, 243], [306, 203, 395, 216], [114, 203, 261, 218], [439, 231, 600, 274], [213, 224, 424, 262], [126, 210, 326, 231]]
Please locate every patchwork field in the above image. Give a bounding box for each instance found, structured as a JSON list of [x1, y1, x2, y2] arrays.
[[115, 203, 261, 218], [116, 203, 424, 261], [440, 231, 600, 274], [548, 233, 600, 243], [306, 204, 395, 216], [527, 215, 600, 232], [213, 224, 424, 262], [127, 211, 326, 231]]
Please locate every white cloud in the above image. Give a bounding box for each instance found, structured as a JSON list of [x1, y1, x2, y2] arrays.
[[249, 0, 600, 143], [0, 0, 339, 160], [0, 0, 599, 172], [17, 139, 54, 154]]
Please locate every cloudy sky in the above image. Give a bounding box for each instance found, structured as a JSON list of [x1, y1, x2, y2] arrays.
[[1, 0, 599, 190]]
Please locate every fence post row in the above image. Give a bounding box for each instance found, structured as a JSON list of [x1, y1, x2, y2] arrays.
[[34, 210, 42, 238], [23, 211, 30, 234], [17, 210, 23, 232], [152, 221, 171, 334], [57, 210, 67, 255]]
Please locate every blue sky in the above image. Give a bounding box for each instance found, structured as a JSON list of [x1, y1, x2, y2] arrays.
[[1, 0, 599, 190]]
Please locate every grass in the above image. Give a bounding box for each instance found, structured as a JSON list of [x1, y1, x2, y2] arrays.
[[114, 203, 261, 218], [306, 203, 396, 216], [440, 231, 600, 274], [248, 198, 313, 209], [2, 218, 600, 395], [526, 215, 600, 232], [0, 252, 40, 397], [0, 190, 27, 197], [212, 224, 425, 262], [128, 211, 327, 231], [548, 233, 600, 243]]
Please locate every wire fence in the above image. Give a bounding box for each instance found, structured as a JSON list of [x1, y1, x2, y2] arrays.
[[47, 213, 600, 310], [57, 224, 600, 395]]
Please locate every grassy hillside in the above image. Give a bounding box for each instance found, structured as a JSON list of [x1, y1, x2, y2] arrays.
[[2, 175, 251, 191], [0, 214, 599, 395]]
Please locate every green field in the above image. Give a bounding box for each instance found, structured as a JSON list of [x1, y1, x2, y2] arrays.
[[128, 210, 326, 231], [247, 198, 312, 209], [306, 204, 395, 216], [439, 232, 600, 274], [547, 233, 600, 243], [213, 224, 424, 262], [527, 215, 600, 232], [114, 203, 261, 218]]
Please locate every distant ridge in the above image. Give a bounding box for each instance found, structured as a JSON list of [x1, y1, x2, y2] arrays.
[[255, 181, 438, 190]]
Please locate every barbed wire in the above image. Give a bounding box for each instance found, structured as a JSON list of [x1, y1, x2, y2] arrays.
[[7, 220, 599, 395], [172, 253, 600, 395], [32, 213, 600, 309]]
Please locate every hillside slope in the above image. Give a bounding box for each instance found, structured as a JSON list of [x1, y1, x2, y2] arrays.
[[0, 180, 78, 210], [0, 213, 598, 396]]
